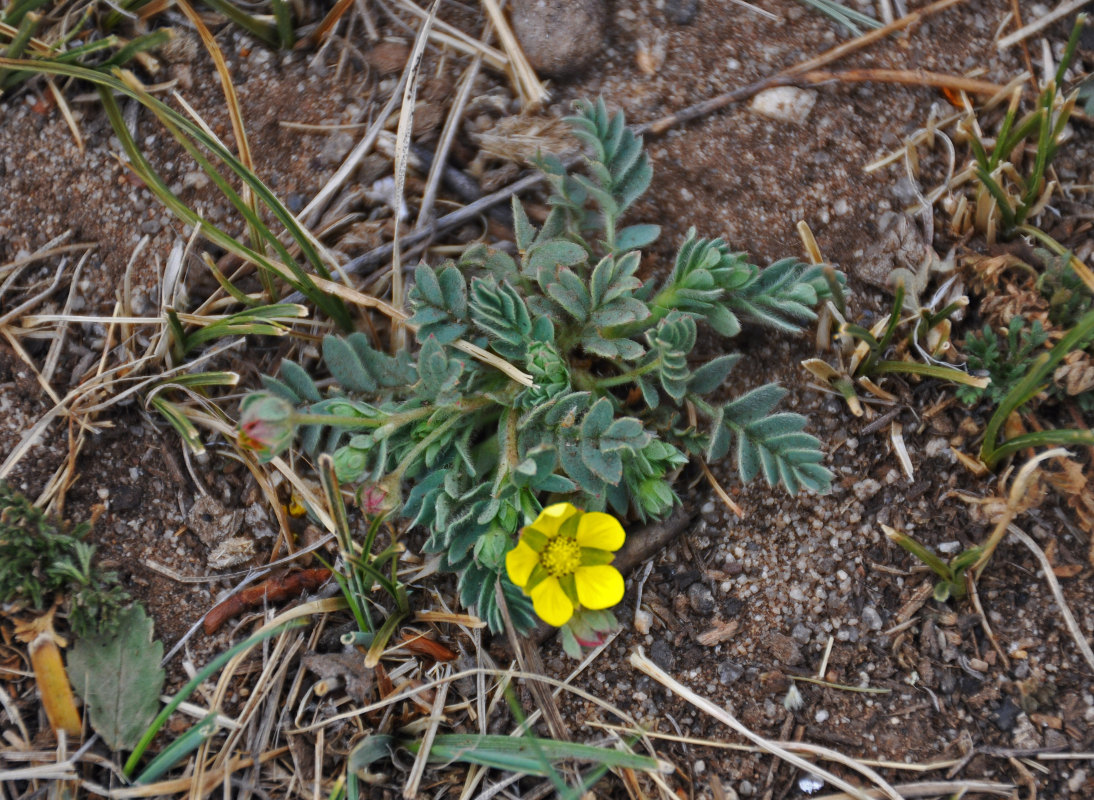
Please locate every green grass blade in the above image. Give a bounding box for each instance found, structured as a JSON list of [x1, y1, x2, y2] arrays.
[[405, 733, 661, 776], [148, 395, 205, 454], [123, 620, 306, 776], [200, 0, 280, 48], [135, 713, 219, 784]]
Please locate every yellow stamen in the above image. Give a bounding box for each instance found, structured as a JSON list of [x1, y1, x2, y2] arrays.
[[539, 536, 581, 578]]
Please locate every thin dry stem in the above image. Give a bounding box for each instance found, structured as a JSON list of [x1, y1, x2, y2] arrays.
[[480, 0, 548, 107], [630, 647, 901, 800], [416, 54, 483, 232], [1009, 523, 1094, 672], [996, 0, 1088, 49], [310, 275, 534, 386], [390, 0, 439, 351], [391, 0, 506, 70]]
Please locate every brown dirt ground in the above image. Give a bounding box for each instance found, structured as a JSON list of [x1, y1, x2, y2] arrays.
[[2, 0, 1093, 797]]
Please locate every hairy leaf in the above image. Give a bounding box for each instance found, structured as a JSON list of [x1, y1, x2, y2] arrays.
[[67, 604, 165, 751]]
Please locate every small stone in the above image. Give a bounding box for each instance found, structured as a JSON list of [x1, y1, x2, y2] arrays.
[[995, 697, 1022, 731], [792, 622, 812, 643], [688, 583, 716, 615], [1011, 713, 1042, 750], [634, 607, 653, 635], [650, 639, 675, 671], [718, 659, 744, 684], [767, 632, 804, 666], [111, 484, 142, 512], [861, 606, 883, 631], [207, 536, 255, 569], [815, 708, 829, 723], [319, 132, 354, 167], [511, 0, 606, 80], [1068, 768, 1087, 793], [187, 494, 244, 548], [664, 0, 700, 24], [749, 87, 818, 125], [738, 779, 754, 796]]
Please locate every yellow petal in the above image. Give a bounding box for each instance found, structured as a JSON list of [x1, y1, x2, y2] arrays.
[[505, 541, 540, 588], [529, 502, 579, 539], [574, 565, 625, 610], [575, 512, 625, 552], [530, 577, 575, 626]]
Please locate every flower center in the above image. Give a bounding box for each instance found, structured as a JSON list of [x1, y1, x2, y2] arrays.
[[539, 536, 582, 578]]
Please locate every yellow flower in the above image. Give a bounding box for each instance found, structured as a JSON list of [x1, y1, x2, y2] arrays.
[[505, 503, 625, 627]]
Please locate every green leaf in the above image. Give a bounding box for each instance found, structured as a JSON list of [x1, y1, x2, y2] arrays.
[[615, 223, 660, 251], [512, 195, 535, 252], [470, 277, 532, 359], [689, 354, 741, 395], [323, 335, 377, 393], [279, 359, 322, 402], [408, 263, 468, 344], [526, 239, 587, 279], [67, 604, 165, 751]]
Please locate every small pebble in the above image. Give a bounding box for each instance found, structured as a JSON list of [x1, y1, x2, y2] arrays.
[[815, 708, 830, 723], [650, 639, 675, 671], [718, 659, 744, 684], [1068, 768, 1088, 792], [511, 0, 606, 80], [749, 87, 817, 125], [861, 606, 883, 631], [664, 0, 700, 24], [688, 582, 716, 615], [766, 632, 804, 666]]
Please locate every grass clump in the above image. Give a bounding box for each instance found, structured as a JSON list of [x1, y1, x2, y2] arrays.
[[237, 99, 838, 635]]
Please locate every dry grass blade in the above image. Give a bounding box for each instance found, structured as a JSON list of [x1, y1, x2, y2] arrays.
[[1008, 523, 1094, 672], [996, 0, 1089, 49], [416, 53, 482, 231], [699, 458, 745, 517], [174, 0, 255, 191], [310, 274, 534, 385], [404, 671, 449, 798], [48, 78, 83, 153], [391, 0, 506, 70], [644, 0, 968, 134], [814, 780, 1016, 799], [390, 0, 439, 349], [629, 648, 902, 800], [588, 722, 959, 772], [480, 0, 548, 107]]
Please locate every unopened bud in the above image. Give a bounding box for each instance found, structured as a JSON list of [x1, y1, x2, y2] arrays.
[[237, 392, 295, 462]]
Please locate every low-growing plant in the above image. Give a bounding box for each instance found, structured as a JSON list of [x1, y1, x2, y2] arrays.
[[238, 99, 838, 636], [978, 307, 1094, 469], [0, 482, 130, 638], [963, 15, 1084, 242], [803, 278, 987, 417]]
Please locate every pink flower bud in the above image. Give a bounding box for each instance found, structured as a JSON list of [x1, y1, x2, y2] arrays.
[[237, 393, 295, 461]]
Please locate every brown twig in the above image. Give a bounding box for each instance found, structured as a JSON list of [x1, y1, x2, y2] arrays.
[[799, 69, 1006, 97], [203, 568, 332, 634], [641, 0, 969, 136]]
